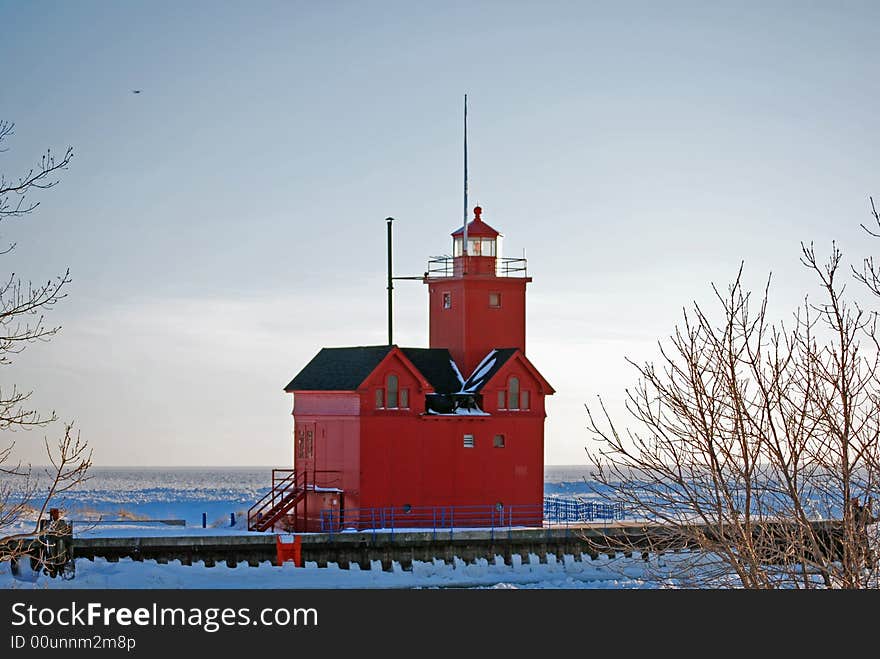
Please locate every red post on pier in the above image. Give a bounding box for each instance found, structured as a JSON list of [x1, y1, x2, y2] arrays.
[[276, 535, 302, 567]]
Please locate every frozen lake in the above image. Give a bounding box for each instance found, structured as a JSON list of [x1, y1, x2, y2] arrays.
[[4, 465, 601, 528]]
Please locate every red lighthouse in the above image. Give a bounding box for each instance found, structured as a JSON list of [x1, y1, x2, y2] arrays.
[[249, 206, 554, 533]]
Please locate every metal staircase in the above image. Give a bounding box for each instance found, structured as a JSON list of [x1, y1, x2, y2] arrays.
[[247, 469, 306, 532]]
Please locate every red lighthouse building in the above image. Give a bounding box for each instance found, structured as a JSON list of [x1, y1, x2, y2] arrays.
[[249, 206, 553, 532]]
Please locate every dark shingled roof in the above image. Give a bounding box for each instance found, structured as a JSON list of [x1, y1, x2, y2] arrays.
[[399, 347, 461, 394], [460, 348, 518, 393], [283, 345, 465, 394], [284, 346, 393, 392]]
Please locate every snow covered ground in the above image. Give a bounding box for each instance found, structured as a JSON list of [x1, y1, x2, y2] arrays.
[[1, 466, 678, 589], [2, 552, 686, 590]]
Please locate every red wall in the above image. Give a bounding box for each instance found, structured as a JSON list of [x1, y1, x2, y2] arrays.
[[355, 355, 547, 520], [292, 392, 361, 524], [294, 392, 360, 416], [427, 275, 530, 377], [358, 414, 544, 515]]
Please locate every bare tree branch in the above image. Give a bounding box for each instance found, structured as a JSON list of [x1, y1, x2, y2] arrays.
[[0, 120, 74, 221], [0, 119, 88, 570]]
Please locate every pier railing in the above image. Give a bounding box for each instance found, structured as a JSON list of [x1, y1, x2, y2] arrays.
[[319, 497, 624, 538], [543, 497, 625, 523]]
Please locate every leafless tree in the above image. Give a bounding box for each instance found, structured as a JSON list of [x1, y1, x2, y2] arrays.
[[0, 120, 91, 567], [853, 196, 880, 302], [586, 218, 880, 588]]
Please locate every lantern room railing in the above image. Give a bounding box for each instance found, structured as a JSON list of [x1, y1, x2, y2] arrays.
[[425, 256, 528, 278]]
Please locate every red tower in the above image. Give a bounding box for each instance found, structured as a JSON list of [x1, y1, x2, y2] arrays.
[[426, 206, 531, 376]]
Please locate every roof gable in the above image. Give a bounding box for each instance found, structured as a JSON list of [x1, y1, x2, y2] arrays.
[[363, 347, 432, 391], [483, 350, 555, 394], [461, 348, 554, 395]]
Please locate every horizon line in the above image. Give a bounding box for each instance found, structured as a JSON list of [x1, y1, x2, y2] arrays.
[[18, 463, 594, 469]]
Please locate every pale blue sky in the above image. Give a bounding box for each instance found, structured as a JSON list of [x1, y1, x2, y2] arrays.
[[3, 1, 879, 465]]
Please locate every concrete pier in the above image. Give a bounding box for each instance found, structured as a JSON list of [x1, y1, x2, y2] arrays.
[[70, 520, 843, 570]]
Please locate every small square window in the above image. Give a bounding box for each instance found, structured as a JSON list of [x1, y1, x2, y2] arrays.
[[489, 292, 501, 308], [463, 434, 475, 448], [442, 292, 452, 309], [493, 434, 505, 448]]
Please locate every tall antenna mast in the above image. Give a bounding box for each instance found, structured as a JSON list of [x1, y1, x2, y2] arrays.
[[386, 216, 394, 346], [462, 94, 469, 262]]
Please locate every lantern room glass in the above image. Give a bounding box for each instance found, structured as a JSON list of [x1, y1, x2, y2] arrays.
[[453, 236, 496, 257]]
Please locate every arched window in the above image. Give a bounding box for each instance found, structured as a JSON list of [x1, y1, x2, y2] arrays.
[[508, 377, 519, 410], [387, 374, 399, 409]]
